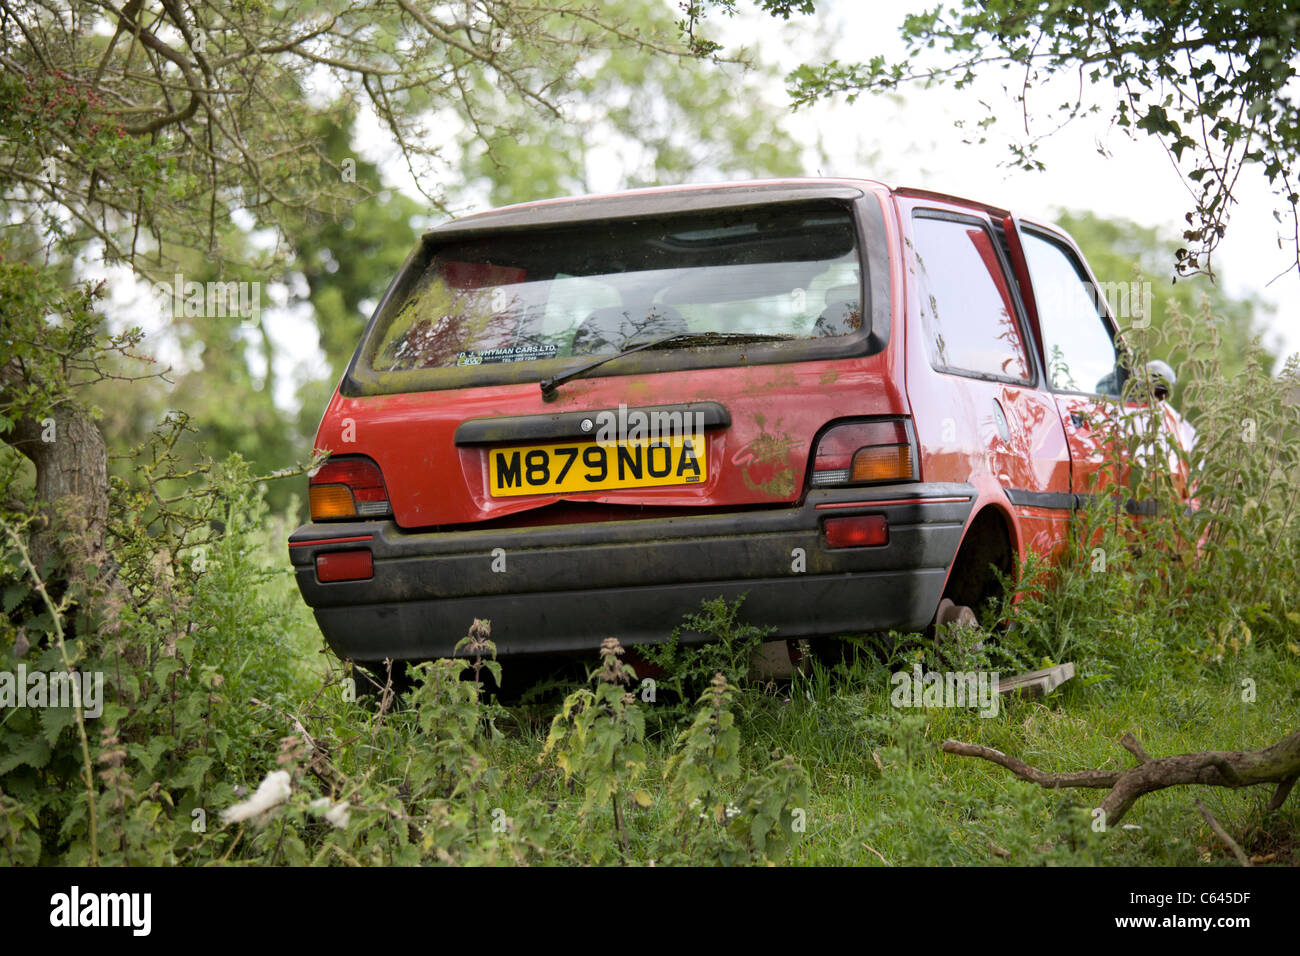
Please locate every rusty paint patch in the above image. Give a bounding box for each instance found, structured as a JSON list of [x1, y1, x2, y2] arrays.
[[734, 368, 799, 398], [819, 370, 840, 385], [622, 379, 652, 401], [742, 465, 795, 498], [732, 423, 799, 498]]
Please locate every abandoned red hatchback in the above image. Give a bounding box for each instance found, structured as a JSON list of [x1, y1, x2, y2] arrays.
[[288, 178, 1190, 669]]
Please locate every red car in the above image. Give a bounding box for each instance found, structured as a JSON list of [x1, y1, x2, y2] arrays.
[[288, 178, 1190, 668]]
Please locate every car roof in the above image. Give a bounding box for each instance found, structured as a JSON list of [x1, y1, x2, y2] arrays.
[[423, 179, 879, 239], [422, 177, 1049, 244]]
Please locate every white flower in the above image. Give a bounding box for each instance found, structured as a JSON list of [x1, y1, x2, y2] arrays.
[[221, 770, 291, 825], [307, 796, 352, 829], [324, 801, 352, 829]]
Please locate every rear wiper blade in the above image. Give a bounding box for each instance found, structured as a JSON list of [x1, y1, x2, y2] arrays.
[[540, 331, 789, 401], [540, 332, 691, 401], [539, 332, 795, 400]]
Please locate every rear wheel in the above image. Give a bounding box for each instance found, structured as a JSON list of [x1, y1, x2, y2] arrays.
[[933, 596, 983, 657], [934, 596, 980, 630]]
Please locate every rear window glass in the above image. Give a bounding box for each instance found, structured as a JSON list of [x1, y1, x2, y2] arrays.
[[365, 201, 863, 373]]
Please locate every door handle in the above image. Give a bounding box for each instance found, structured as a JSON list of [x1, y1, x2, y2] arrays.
[[1070, 411, 1087, 429]]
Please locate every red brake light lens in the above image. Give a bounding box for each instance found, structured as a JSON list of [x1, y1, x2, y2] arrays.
[[309, 456, 391, 520], [823, 515, 889, 548], [812, 420, 915, 487], [315, 549, 374, 582]]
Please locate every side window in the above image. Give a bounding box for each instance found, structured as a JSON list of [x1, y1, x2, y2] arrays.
[[911, 215, 1033, 383], [1020, 232, 1121, 396]]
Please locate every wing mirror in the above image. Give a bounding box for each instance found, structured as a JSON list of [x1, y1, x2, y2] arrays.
[[1144, 359, 1176, 401]]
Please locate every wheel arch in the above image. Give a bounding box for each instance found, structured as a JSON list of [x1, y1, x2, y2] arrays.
[[937, 499, 1021, 615]]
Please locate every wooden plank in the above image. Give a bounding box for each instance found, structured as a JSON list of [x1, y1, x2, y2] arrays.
[[996, 662, 1075, 698]]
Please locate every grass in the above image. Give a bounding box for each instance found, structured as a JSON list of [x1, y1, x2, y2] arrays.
[[241, 492, 1300, 866], [447, 641, 1298, 866], [769, 650, 1299, 866], [263, 572, 1298, 867]]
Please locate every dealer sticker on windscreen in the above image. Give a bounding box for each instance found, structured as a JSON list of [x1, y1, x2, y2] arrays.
[[489, 436, 706, 497]]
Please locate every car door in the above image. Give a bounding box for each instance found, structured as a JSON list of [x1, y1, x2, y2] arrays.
[[900, 200, 1074, 559], [1007, 220, 1190, 508]]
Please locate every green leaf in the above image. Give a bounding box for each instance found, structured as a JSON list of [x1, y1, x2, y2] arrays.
[[38, 705, 76, 746], [0, 734, 51, 773], [2, 584, 27, 614], [172, 753, 213, 791]]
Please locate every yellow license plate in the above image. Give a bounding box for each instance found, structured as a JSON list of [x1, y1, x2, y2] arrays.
[[488, 437, 706, 497]]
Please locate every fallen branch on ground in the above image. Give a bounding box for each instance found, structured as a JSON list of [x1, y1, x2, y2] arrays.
[[940, 730, 1300, 826]]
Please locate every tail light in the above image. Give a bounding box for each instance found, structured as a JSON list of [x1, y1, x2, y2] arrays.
[[811, 419, 916, 487], [309, 456, 392, 521]]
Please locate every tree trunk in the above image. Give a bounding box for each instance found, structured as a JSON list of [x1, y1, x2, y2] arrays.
[[7, 405, 112, 576], [2, 360, 124, 642]]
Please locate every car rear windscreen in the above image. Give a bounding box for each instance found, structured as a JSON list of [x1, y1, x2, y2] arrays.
[[364, 200, 863, 373]]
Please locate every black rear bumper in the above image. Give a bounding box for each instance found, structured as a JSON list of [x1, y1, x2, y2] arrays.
[[288, 483, 975, 661]]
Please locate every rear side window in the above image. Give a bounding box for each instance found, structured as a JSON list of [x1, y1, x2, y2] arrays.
[[911, 215, 1033, 384], [1019, 231, 1122, 396], [366, 201, 863, 373]]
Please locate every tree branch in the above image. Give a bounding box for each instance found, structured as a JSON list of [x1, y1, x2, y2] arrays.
[[942, 729, 1300, 826]]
